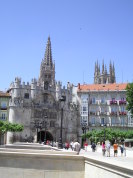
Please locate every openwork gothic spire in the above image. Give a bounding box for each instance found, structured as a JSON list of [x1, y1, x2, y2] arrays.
[[102, 60, 104, 74], [44, 36, 53, 67], [39, 37, 55, 87]]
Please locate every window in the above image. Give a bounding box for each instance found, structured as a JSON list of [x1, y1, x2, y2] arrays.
[[1, 102, 7, 109], [83, 106, 87, 111], [111, 118, 116, 125], [101, 97, 105, 104], [1, 113, 6, 120], [101, 107, 105, 112], [81, 116, 87, 123], [92, 97, 95, 104], [24, 93, 29, 99], [121, 106, 125, 112], [101, 118, 105, 125], [121, 118, 125, 125], [121, 97, 125, 101], [91, 118, 95, 124], [111, 107, 117, 112]]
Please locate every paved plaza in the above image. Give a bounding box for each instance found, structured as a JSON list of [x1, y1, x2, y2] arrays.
[[79, 145, 133, 170]]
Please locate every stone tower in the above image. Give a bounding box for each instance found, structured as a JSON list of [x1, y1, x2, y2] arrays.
[[39, 36, 55, 89], [94, 60, 116, 84]]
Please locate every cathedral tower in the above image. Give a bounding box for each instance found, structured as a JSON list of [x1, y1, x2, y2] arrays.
[[94, 60, 116, 84], [39, 36, 55, 90]]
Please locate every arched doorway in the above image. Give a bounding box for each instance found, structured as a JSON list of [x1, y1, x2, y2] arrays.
[[37, 131, 53, 142]]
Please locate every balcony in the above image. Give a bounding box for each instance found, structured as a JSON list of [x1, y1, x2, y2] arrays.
[[110, 123, 128, 127], [90, 111, 95, 115], [99, 112, 108, 116], [89, 101, 98, 105], [119, 111, 127, 116], [99, 101, 107, 105], [89, 111, 98, 116], [110, 112, 118, 116], [0, 107, 7, 110], [119, 100, 126, 105], [110, 100, 117, 105]]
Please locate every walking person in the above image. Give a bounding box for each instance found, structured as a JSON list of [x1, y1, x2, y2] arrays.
[[102, 141, 106, 156], [91, 142, 96, 152], [74, 141, 81, 155], [106, 142, 111, 157], [120, 143, 124, 156], [84, 141, 88, 152], [113, 141, 118, 157]]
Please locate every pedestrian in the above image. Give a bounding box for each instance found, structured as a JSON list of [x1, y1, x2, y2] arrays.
[[84, 141, 88, 152], [91, 142, 96, 152], [113, 141, 118, 157], [102, 141, 106, 156], [66, 141, 70, 150], [73, 141, 81, 155], [120, 143, 124, 156], [106, 142, 111, 157]]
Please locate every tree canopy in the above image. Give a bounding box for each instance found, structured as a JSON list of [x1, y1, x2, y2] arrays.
[[126, 83, 133, 118], [83, 128, 133, 144], [0, 120, 24, 134]]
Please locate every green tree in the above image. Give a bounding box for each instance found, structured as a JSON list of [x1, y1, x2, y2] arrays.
[[126, 83, 133, 118], [0, 120, 24, 134], [83, 128, 133, 144]]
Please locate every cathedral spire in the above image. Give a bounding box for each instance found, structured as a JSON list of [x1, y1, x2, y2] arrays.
[[112, 62, 115, 76], [102, 59, 104, 74], [112, 62, 116, 83], [98, 63, 100, 75], [39, 37, 55, 87], [44, 36, 53, 67], [94, 62, 97, 76], [109, 60, 112, 76], [105, 64, 107, 74]]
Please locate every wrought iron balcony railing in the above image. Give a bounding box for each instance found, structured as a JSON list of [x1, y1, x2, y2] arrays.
[[110, 100, 117, 105], [119, 100, 126, 105]]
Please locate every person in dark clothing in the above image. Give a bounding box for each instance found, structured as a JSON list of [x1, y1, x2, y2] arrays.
[[91, 142, 96, 152]]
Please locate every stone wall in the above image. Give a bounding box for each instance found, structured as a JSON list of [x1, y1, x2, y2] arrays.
[[0, 151, 84, 178]]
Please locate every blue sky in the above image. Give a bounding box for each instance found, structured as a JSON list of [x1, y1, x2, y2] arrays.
[[0, 0, 133, 91]]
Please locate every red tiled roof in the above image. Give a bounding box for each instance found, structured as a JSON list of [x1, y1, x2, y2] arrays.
[[78, 83, 128, 92]]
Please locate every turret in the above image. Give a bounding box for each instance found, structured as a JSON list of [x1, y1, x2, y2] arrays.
[[31, 78, 37, 99], [13, 77, 21, 98], [56, 81, 62, 100]]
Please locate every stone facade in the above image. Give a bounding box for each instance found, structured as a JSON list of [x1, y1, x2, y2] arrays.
[[0, 91, 10, 144], [7, 37, 80, 144], [78, 83, 133, 134]]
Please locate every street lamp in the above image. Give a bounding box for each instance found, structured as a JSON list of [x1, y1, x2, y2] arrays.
[[39, 122, 43, 144], [103, 124, 107, 141], [58, 95, 66, 149], [81, 121, 87, 144], [44, 115, 48, 145]]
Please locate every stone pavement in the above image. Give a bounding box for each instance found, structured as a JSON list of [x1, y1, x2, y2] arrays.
[[79, 145, 133, 170]]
